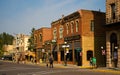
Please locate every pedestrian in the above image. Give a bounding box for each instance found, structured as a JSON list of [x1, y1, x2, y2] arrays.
[[90, 57, 93, 68], [92, 57, 96, 68], [49, 54, 54, 68], [46, 54, 49, 67]]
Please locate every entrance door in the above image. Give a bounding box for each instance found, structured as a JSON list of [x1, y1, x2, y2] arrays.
[[110, 33, 118, 67], [75, 48, 82, 66]]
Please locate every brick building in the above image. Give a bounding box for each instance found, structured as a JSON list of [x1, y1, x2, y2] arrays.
[[34, 27, 52, 62], [51, 9, 106, 67], [106, 0, 120, 68]]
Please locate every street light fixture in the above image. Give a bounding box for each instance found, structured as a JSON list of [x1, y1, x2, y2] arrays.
[[62, 42, 70, 66]]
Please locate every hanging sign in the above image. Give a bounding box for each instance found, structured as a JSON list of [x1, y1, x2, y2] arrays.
[[102, 50, 105, 55]]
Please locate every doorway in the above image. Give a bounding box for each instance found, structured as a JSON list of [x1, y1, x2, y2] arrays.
[[110, 33, 118, 67]]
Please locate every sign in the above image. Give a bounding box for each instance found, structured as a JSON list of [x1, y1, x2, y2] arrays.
[[80, 52, 82, 56], [102, 50, 105, 55]]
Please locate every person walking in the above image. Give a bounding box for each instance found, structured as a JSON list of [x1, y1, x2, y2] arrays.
[[92, 57, 96, 68], [89, 57, 93, 68], [49, 54, 54, 68]]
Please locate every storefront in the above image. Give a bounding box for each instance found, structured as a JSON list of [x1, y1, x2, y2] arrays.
[[106, 24, 120, 68], [64, 35, 81, 65]]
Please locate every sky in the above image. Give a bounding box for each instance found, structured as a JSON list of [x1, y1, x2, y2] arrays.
[[0, 0, 106, 35]]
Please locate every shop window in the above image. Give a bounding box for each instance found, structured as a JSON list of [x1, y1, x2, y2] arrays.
[[61, 51, 64, 61], [68, 50, 73, 61], [87, 50, 93, 61]]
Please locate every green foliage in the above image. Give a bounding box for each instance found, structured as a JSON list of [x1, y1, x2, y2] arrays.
[[0, 32, 14, 55], [28, 28, 35, 52]]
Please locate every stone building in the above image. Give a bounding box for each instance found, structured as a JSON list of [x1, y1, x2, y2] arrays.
[[106, 0, 120, 68], [51, 9, 106, 67]]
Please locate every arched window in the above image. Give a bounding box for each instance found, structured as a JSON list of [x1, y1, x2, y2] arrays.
[[53, 28, 57, 40], [59, 26, 63, 39], [110, 33, 117, 59], [76, 21, 79, 32], [39, 34, 42, 42], [71, 22, 74, 33], [66, 24, 69, 34]]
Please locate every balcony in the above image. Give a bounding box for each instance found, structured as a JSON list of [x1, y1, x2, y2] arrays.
[[106, 15, 120, 25]]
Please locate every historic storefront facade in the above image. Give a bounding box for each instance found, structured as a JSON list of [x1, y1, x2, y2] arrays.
[[34, 27, 52, 63], [106, 0, 120, 68], [51, 9, 106, 67]]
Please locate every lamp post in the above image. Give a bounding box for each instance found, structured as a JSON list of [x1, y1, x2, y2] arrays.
[[62, 42, 70, 66]]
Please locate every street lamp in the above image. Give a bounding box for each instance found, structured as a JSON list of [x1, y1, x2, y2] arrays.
[[62, 42, 70, 66]]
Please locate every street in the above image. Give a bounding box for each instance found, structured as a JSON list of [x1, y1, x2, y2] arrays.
[[0, 61, 120, 75]]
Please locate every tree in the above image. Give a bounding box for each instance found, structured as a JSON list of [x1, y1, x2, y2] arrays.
[[28, 28, 35, 52], [0, 32, 14, 56]]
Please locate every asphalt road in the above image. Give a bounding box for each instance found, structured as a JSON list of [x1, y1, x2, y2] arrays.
[[0, 60, 119, 75]]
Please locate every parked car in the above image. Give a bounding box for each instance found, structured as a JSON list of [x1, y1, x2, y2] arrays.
[[1, 55, 12, 61]]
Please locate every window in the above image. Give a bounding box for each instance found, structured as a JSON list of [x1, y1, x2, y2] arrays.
[[90, 20, 94, 32], [53, 28, 57, 40], [66, 24, 69, 34], [76, 21, 79, 32], [40, 34, 42, 42], [59, 26, 63, 39], [34, 36, 37, 43], [71, 22, 74, 33], [111, 3, 116, 19]]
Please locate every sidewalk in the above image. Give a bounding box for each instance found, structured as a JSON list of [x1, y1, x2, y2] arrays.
[[29, 62, 120, 74]]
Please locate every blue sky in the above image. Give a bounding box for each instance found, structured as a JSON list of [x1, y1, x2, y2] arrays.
[[0, 0, 105, 35]]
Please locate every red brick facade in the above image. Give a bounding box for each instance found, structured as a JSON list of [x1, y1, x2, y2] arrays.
[[34, 9, 105, 67], [34, 27, 52, 62]]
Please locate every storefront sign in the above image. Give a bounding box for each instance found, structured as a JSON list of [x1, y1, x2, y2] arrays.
[[64, 35, 80, 41]]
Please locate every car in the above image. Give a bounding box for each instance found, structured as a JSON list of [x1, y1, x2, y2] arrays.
[[1, 55, 12, 61]]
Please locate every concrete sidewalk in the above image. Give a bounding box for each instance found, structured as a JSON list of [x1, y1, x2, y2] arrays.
[[33, 62, 120, 74]]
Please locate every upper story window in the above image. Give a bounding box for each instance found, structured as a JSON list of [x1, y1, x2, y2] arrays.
[[71, 22, 74, 33], [76, 21, 79, 32], [39, 34, 42, 42], [66, 24, 69, 34], [59, 26, 63, 39], [90, 20, 94, 32], [111, 3, 116, 19], [53, 28, 57, 40], [34, 36, 37, 43]]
